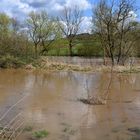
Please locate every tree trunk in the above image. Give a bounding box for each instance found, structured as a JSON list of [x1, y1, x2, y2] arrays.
[[110, 48, 115, 66], [117, 50, 121, 65], [69, 41, 73, 56], [103, 47, 106, 65], [25, 42, 28, 63], [35, 44, 38, 59]]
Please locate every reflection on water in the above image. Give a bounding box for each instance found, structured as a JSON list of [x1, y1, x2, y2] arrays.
[[46, 56, 140, 66], [0, 69, 140, 140]]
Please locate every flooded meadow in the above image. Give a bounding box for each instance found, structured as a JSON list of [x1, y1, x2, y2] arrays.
[[0, 68, 140, 140]]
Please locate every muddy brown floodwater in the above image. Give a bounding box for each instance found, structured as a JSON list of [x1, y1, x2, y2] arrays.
[[0, 69, 140, 140]]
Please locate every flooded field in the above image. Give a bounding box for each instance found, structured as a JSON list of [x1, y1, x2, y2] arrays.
[[0, 69, 140, 140], [46, 56, 140, 66]]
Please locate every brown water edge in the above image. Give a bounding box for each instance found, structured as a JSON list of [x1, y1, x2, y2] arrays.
[[0, 69, 140, 140], [26, 57, 140, 73]]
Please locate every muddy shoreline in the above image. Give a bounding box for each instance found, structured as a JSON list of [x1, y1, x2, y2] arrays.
[[24, 57, 140, 73]]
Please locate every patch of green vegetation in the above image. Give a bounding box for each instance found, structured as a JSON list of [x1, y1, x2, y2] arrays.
[[121, 69, 140, 73], [23, 126, 33, 132], [128, 127, 140, 135], [60, 122, 70, 127], [47, 48, 69, 56], [63, 127, 76, 135], [0, 54, 25, 68], [69, 130, 76, 135], [0, 126, 11, 132], [130, 137, 140, 140], [63, 127, 69, 133], [33, 130, 49, 139], [43, 34, 103, 57], [112, 128, 120, 133]]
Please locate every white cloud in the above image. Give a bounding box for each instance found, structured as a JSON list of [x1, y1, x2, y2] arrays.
[[65, 0, 91, 10], [0, 0, 92, 18], [51, 3, 64, 12], [0, 0, 35, 19], [47, 0, 92, 14], [129, 11, 137, 21], [81, 16, 92, 33], [0, 0, 92, 33], [59, 16, 92, 33]]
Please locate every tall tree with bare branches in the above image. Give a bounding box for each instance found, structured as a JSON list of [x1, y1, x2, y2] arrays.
[[27, 11, 54, 58], [92, 0, 138, 65], [58, 6, 83, 56]]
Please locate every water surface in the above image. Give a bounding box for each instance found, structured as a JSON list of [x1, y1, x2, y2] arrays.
[[0, 69, 140, 140]]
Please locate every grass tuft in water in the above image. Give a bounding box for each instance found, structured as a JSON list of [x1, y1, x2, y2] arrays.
[[33, 130, 49, 139], [131, 137, 140, 140], [128, 127, 140, 135], [63, 127, 69, 133], [23, 126, 33, 132]]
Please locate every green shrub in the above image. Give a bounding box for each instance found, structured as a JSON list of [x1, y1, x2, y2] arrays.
[[47, 48, 69, 56], [33, 130, 49, 139], [76, 45, 103, 57], [0, 54, 25, 68]]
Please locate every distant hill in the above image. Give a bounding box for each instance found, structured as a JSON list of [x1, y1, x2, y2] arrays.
[[46, 33, 103, 57]]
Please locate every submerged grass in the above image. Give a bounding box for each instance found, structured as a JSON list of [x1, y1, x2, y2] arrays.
[[128, 127, 140, 135], [25, 57, 140, 73], [131, 137, 140, 140], [23, 126, 33, 132], [1, 55, 140, 73], [127, 127, 140, 140], [33, 130, 49, 139]]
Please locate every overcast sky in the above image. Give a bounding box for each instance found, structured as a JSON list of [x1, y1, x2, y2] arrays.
[[0, 0, 139, 33]]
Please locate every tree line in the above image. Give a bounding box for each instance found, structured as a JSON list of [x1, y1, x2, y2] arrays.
[[0, 0, 140, 67]]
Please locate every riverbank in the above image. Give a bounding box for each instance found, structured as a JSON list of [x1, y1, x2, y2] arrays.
[[25, 57, 140, 73]]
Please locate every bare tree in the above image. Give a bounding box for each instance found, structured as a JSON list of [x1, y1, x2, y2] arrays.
[[115, 0, 138, 65], [39, 12, 55, 54], [27, 11, 54, 58], [58, 6, 83, 56], [27, 11, 41, 58], [92, 0, 138, 65], [40, 18, 62, 55]]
